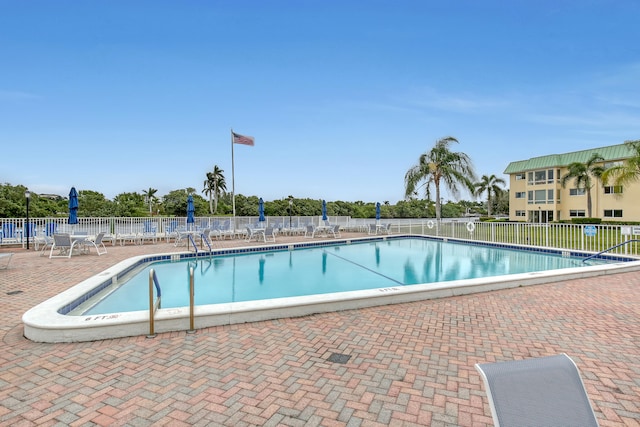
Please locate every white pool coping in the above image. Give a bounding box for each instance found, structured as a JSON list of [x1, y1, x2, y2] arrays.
[[22, 236, 640, 343]]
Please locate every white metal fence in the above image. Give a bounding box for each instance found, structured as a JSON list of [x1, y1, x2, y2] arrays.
[[1, 216, 639, 256]]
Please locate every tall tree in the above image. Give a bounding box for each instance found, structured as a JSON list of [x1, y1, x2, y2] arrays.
[[602, 139, 640, 187], [142, 187, 158, 215], [560, 153, 605, 218], [474, 174, 506, 216], [404, 137, 476, 221], [203, 165, 227, 214]]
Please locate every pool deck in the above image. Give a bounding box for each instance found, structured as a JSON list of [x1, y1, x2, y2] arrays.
[[1, 233, 639, 426]]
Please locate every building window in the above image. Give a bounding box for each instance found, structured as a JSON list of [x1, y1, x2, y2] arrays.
[[535, 189, 546, 203], [547, 169, 554, 183], [534, 170, 546, 184], [604, 209, 623, 218], [515, 210, 526, 217], [569, 210, 586, 217], [515, 173, 525, 181], [515, 192, 526, 199], [527, 172, 534, 184], [569, 188, 585, 196], [604, 186, 623, 194], [604, 161, 622, 169]]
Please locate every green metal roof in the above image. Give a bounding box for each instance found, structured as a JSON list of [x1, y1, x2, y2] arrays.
[[503, 143, 634, 174]]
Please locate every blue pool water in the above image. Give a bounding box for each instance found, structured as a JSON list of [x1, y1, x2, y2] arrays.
[[81, 237, 608, 315]]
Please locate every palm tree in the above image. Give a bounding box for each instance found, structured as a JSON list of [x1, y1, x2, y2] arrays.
[[602, 139, 640, 186], [142, 187, 157, 215], [203, 165, 227, 214], [474, 174, 506, 217], [404, 136, 476, 221], [560, 153, 605, 218]]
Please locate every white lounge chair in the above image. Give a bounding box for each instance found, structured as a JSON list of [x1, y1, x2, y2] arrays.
[[475, 353, 600, 427], [34, 234, 54, 254], [49, 233, 82, 258], [245, 226, 265, 242], [328, 224, 341, 238], [83, 232, 108, 256], [368, 224, 378, 235], [263, 226, 276, 243], [304, 225, 317, 238]]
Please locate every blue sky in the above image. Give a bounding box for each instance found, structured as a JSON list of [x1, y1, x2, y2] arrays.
[[1, 1, 639, 204]]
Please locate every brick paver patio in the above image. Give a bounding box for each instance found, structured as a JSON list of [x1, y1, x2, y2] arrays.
[[1, 234, 638, 426]]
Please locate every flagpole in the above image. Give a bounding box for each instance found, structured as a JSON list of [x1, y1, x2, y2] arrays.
[[231, 128, 236, 218]]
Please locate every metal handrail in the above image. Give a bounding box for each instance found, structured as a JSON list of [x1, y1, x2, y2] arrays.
[[200, 232, 213, 252], [147, 269, 162, 337], [188, 266, 195, 333], [583, 239, 640, 262], [187, 234, 198, 253]]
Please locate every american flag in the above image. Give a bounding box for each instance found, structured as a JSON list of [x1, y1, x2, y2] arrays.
[[232, 132, 255, 146]]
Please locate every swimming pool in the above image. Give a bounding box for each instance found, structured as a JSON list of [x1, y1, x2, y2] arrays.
[[82, 238, 609, 315], [23, 235, 640, 342]]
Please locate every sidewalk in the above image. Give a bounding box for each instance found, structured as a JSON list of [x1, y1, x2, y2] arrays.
[[0, 235, 638, 426]]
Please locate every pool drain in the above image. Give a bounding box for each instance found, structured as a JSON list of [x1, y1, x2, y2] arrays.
[[6, 290, 23, 295]]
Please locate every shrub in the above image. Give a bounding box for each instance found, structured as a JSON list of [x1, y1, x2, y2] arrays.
[[570, 217, 602, 224]]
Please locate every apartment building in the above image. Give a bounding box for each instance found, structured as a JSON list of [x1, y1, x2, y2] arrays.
[[504, 143, 640, 222]]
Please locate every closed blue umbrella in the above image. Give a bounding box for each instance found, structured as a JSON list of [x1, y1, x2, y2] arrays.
[[68, 187, 79, 225], [258, 198, 265, 222], [322, 200, 327, 221], [376, 202, 381, 221], [187, 195, 195, 228]]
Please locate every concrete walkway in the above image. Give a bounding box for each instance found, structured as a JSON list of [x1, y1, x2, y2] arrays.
[[0, 234, 638, 426]]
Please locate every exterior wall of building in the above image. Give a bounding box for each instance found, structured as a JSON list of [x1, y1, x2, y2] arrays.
[[508, 166, 640, 222]]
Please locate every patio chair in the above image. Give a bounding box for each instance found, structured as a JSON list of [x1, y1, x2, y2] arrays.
[[381, 223, 392, 234], [1, 223, 18, 244], [304, 224, 317, 238], [164, 220, 179, 243], [83, 232, 108, 256], [245, 226, 265, 242], [49, 233, 82, 259], [328, 224, 341, 238], [264, 226, 276, 243], [475, 353, 599, 427], [34, 234, 54, 255], [368, 224, 378, 235]]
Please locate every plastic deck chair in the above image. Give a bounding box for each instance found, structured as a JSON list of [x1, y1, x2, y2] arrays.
[[475, 354, 599, 427]]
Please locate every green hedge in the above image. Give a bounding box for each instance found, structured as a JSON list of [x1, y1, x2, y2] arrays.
[[570, 217, 602, 224]]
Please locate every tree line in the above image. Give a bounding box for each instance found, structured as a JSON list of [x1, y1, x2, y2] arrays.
[[0, 182, 508, 220], [1, 136, 521, 219]]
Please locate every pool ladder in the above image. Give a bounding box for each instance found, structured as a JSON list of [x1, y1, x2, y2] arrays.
[[147, 267, 196, 338], [187, 232, 213, 254], [582, 239, 640, 262]]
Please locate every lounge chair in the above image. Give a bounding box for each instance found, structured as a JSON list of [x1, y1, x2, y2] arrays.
[[263, 226, 276, 243], [83, 232, 108, 256], [328, 224, 341, 238], [164, 220, 179, 243], [49, 233, 83, 258], [381, 223, 392, 234], [1, 223, 18, 244], [34, 234, 54, 255], [475, 353, 599, 427], [368, 224, 378, 235], [245, 226, 265, 242], [304, 225, 317, 238]]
